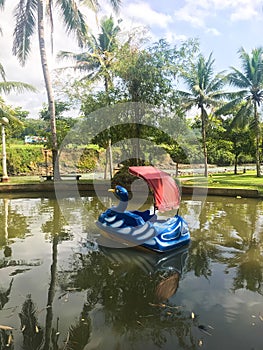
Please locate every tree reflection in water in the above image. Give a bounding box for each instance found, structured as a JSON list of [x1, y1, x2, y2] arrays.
[[57, 245, 203, 349], [0, 195, 263, 349], [184, 196, 263, 294], [19, 295, 44, 350]]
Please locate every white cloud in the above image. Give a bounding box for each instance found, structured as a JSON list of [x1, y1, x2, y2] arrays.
[[173, 7, 206, 28], [206, 27, 221, 36], [123, 1, 172, 29], [164, 31, 188, 43], [230, 5, 259, 21], [173, 0, 263, 34]]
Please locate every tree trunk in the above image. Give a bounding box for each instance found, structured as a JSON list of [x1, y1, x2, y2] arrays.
[[254, 102, 261, 177], [234, 154, 238, 175], [175, 162, 179, 177], [201, 107, 208, 177], [37, 0, 60, 180], [104, 77, 113, 179], [108, 138, 113, 178]]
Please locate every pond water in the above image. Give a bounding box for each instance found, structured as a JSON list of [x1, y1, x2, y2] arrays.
[[0, 192, 263, 350]]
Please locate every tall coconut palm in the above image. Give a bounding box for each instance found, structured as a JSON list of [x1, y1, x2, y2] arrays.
[[58, 15, 122, 98], [4, 0, 121, 179], [216, 47, 263, 177], [178, 53, 229, 177], [58, 15, 122, 178]]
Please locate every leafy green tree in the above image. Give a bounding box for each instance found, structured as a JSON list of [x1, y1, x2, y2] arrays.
[[194, 114, 234, 166], [178, 53, 229, 177], [114, 38, 199, 107], [112, 39, 199, 164], [216, 47, 263, 177], [7, 0, 121, 180], [39, 101, 76, 147], [221, 117, 255, 174]]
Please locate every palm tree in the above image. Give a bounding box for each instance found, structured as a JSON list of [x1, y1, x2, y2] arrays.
[[178, 53, 229, 177], [59, 16, 122, 94], [216, 47, 263, 177], [4, 0, 121, 180], [58, 15, 122, 178]]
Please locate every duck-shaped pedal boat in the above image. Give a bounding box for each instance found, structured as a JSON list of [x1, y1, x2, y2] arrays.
[[96, 166, 190, 253]]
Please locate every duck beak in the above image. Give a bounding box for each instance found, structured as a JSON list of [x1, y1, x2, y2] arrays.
[[108, 188, 115, 193]]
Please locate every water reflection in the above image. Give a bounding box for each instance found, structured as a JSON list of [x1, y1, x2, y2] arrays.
[[60, 245, 195, 349], [0, 195, 262, 349]]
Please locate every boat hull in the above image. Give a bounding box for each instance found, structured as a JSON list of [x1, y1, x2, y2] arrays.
[[96, 214, 190, 253]]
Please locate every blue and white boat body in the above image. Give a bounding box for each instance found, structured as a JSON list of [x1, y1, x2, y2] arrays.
[[96, 171, 190, 253], [97, 211, 190, 252]]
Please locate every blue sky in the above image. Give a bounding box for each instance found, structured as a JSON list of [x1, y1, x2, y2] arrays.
[[1, 0, 263, 117]]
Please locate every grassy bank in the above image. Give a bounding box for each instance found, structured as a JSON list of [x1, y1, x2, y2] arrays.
[[180, 170, 263, 194], [1, 170, 263, 195]]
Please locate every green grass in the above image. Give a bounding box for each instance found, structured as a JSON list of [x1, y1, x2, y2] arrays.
[[2, 170, 263, 195], [180, 170, 263, 194]]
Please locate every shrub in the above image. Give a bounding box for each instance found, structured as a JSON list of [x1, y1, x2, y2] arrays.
[[3, 145, 44, 175]]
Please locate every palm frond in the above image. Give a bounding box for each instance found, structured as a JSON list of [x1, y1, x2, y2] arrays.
[[79, 69, 101, 82], [57, 50, 99, 72], [0, 62, 6, 81], [227, 68, 251, 89], [0, 81, 37, 94], [57, 0, 88, 48], [215, 95, 245, 116], [238, 47, 254, 82], [57, 50, 89, 61], [238, 47, 263, 86], [80, 0, 121, 13], [177, 90, 194, 99], [231, 103, 253, 129], [12, 0, 38, 66], [79, 0, 99, 12]]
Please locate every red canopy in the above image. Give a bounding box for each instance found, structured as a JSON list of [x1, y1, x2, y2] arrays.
[[129, 166, 181, 212]]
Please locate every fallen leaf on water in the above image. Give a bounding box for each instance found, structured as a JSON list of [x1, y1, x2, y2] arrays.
[[0, 325, 13, 331], [7, 334, 13, 346], [149, 302, 181, 309], [149, 303, 166, 308], [259, 314, 263, 321], [191, 312, 195, 319]]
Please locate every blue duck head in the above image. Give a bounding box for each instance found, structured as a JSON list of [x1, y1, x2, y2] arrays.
[[108, 185, 129, 202]]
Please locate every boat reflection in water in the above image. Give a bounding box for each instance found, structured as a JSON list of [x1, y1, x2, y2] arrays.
[[83, 236, 189, 302]]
